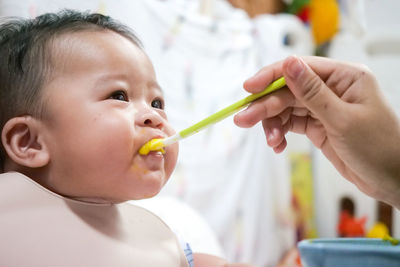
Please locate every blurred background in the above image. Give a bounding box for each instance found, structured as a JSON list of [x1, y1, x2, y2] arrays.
[[1, 0, 399, 266]]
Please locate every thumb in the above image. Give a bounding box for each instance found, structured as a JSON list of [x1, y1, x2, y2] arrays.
[[282, 56, 344, 126]]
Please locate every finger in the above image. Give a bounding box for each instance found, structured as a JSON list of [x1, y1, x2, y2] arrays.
[[276, 107, 293, 126], [297, 56, 355, 82], [234, 88, 295, 128], [244, 55, 353, 95], [243, 60, 284, 93], [284, 115, 326, 148], [262, 117, 285, 148], [244, 55, 348, 94], [267, 107, 306, 134], [285, 115, 308, 135], [282, 56, 346, 128], [261, 113, 309, 149], [273, 138, 287, 153], [292, 107, 310, 117]]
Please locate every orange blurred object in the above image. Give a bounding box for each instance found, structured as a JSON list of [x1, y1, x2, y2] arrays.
[[337, 210, 367, 237], [277, 247, 303, 267], [310, 0, 339, 45]]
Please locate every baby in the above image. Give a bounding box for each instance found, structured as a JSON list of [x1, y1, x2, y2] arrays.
[[0, 10, 254, 267]]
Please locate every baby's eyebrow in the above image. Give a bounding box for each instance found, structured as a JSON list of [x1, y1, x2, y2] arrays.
[[152, 82, 164, 95], [95, 73, 128, 83], [91, 74, 128, 91]]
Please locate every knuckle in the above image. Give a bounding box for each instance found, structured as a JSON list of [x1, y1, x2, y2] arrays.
[[353, 63, 374, 80], [354, 62, 371, 73], [300, 74, 323, 103]]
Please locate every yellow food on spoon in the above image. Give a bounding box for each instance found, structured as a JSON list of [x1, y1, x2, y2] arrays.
[[139, 139, 165, 155]]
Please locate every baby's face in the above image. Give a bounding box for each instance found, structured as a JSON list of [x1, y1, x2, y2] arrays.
[[39, 30, 178, 202]]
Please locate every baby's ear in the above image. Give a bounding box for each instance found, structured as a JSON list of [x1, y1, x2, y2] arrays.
[[1, 116, 49, 168]]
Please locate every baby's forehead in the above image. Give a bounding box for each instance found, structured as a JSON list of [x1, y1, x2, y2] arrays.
[[48, 30, 106, 62], [47, 30, 134, 75], [43, 30, 158, 89]]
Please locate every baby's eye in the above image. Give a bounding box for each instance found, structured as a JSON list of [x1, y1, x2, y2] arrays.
[[151, 98, 164, 109], [110, 91, 128, 102]]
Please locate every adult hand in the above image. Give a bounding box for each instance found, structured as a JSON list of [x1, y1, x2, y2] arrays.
[[234, 56, 400, 208]]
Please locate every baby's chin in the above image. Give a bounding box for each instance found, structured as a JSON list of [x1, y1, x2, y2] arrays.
[[71, 196, 115, 204], [73, 193, 160, 204]]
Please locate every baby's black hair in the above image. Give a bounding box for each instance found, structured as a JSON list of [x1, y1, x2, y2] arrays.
[[0, 9, 142, 171]]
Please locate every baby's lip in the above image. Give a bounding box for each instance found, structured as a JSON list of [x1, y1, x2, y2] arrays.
[[142, 134, 165, 146]]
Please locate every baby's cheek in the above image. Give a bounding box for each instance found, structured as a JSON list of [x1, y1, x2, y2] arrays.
[[164, 119, 176, 135], [165, 142, 179, 177]]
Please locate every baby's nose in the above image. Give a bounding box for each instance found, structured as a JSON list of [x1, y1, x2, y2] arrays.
[[138, 109, 163, 129]]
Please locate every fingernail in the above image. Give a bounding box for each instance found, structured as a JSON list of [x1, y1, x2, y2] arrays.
[[286, 56, 304, 79], [267, 129, 275, 142]]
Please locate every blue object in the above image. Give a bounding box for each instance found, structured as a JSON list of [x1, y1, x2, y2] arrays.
[[298, 238, 400, 267], [183, 242, 194, 267]]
